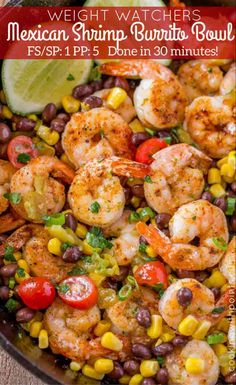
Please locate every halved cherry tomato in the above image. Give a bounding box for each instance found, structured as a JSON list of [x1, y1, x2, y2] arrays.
[[134, 261, 168, 288], [18, 277, 56, 310], [7, 135, 39, 168], [135, 138, 167, 165], [58, 276, 98, 310]]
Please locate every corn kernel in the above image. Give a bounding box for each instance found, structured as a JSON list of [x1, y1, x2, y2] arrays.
[[30, 321, 42, 338], [228, 151, 236, 168], [89, 272, 105, 287], [129, 374, 143, 385], [131, 196, 141, 208], [154, 338, 163, 347], [223, 175, 235, 183], [2, 106, 13, 119], [129, 119, 145, 133], [15, 270, 30, 284], [119, 375, 131, 384], [193, 320, 211, 340], [178, 315, 199, 336], [213, 344, 228, 357], [37, 125, 60, 146], [38, 329, 49, 349], [94, 359, 114, 374], [82, 364, 104, 380], [47, 238, 62, 257], [185, 357, 205, 374], [220, 163, 235, 178], [140, 360, 159, 377], [147, 315, 162, 339], [17, 259, 30, 274], [0, 90, 6, 104], [217, 156, 228, 168], [75, 223, 88, 239], [82, 239, 95, 255], [107, 87, 127, 110], [13, 252, 22, 261], [101, 332, 123, 352], [209, 184, 226, 198], [70, 361, 84, 372], [80, 101, 90, 111], [216, 318, 230, 333], [161, 332, 174, 342], [208, 168, 221, 184], [27, 114, 38, 121], [204, 270, 226, 288], [60, 153, 75, 168], [145, 246, 157, 259], [62, 95, 80, 113]]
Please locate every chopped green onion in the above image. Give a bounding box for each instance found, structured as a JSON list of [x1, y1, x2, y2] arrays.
[[212, 237, 227, 251], [226, 197, 236, 216], [170, 128, 180, 143], [4, 246, 16, 262], [139, 207, 155, 220], [127, 275, 138, 289], [144, 175, 153, 184], [66, 73, 75, 81], [90, 201, 100, 214], [17, 153, 31, 164], [5, 298, 19, 312], [139, 243, 147, 253], [156, 356, 165, 366], [43, 213, 65, 226], [16, 268, 25, 278], [163, 137, 172, 145], [118, 284, 132, 301], [145, 127, 155, 136], [8, 277, 16, 289], [61, 242, 72, 252], [3, 192, 21, 204], [207, 332, 226, 345], [212, 306, 225, 314], [67, 267, 86, 276], [129, 212, 140, 223]]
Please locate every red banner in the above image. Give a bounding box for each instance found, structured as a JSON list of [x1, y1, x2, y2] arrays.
[[0, 7, 235, 59]]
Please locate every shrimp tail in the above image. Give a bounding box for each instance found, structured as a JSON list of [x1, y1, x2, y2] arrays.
[[52, 160, 75, 184], [112, 159, 150, 179], [0, 210, 25, 236], [136, 222, 172, 254]]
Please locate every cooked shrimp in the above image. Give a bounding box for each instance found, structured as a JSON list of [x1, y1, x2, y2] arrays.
[[166, 340, 219, 385], [0, 210, 25, 235], [0, 160, 16, 214], [103, 210, 140, 265], [44, 298, 131, 362], [0, 224, 75, 282], [184, 94, 236, 158], [177, 60, 224, 103], [219, 236, 236, 286], [136, 200, 229, 270], [10, 156, 75, 223], [228, 316, 236, 351], [62, 108, 133, 168], [220, 62, 236, 95], [92, 89, 136, 123], [100, 60, 187, 129]]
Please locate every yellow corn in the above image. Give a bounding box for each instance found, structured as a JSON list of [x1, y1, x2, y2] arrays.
[[228, 151, 236, 168], [185, 357, 205, 374], [46, 225, 80, 246], [208, 168, 221, 184], [94, 359, 114, 374], [193, 320, 211, 340], [35, 141, 55, 157], [145, 246, 157, 259], [129, 119, 145, 133], [17, 259, 30, 274], [89, 272, 105, 287], [220, 163, 235, 178], [75, 223, 88, 239], [136, 208, 149, 223], [209, 184, 226, 198], [27, 114, 38, 121], [140, 360, 159, 377], [107, 87, 127, 110], [154, 338, 163, 347], [101, 332, 123, 352], [217, 157, 228, 168], [131, 196, 141, 208], [82, 239, 95, 255], [147, 315, 162, 339], [178, 315, 199, 336], [15, 270, 30, 284], [0, 90, 6, 104], [13, 252, 22, 261], [60, 153, 75, 169], [80, 101, 90, 111], [30, 321, 43, 338], [129, 374, 143, 385], [62, 95, 80, 113], [2, 106, 13, 119], [222, 175, 235, 183], [70, 361, 84, 372], [204, 270, 226, 288], [38, 329, 49, 349], [216, 318, 230, 333], [213, 343, 228, 357], [82, 364, 104, 380], [47, 238, 62, 257], [127, 178, 144, 187], [119, 375, 131, 384], [161, 332, 174, 342], [37, 125, 60, 146]]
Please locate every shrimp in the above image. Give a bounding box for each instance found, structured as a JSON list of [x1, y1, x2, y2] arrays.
[[177, 60, 224, 103], [165, 340, 219, 385], [100, 60, 187, 129], [184, 94, 236, 158], [136, 200, 229, 270], [61, 108, 133, 169], [219, 236, 236, 286], [0, 160, 16, 214], [220, 62, 236, 95], [92, 89, 136, 123], [10, 156, 75, 223], [106, 287, 159, 344], [0, 225, 75, 282], [103, 210, 140, 266], [44, 298, 131, 362]]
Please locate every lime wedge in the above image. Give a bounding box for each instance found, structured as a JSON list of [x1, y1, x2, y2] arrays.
[[84, 0, 165, 5], [2, 59, 93, 115]]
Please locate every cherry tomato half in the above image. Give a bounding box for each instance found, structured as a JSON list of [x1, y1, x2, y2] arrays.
[[135, 138, 167, 165], [134, 261, 168, 288], [58, 276, 98, 310], [7, 135, 39, 168], [18, 277, 56, 310]]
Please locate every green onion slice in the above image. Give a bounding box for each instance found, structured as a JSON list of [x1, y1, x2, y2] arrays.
[[118, 284, 132, 301], [212, 237, 227, 251], [43, 213, 65, 226], [226, 197, 236, 216]]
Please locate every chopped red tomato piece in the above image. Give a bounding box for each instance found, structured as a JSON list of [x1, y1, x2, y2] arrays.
[[134, 261, 168, 288], [135, 138, 167, 165], [7, 135, 39, 168]]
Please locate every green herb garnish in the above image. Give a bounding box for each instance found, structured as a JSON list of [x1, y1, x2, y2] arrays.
[[139, 207, 155, 220], [86, 227, 112, 250], [16, 268, 25, 278], [118, 284, 132, 301], [61, 242, 72, 252], [90, 201, 101, 214], [4, 246, 16, 262], [67, 267, 86, 276], [152, 283, 165, 298], [207, 332, 225, 345], [58, 283, 70, 294], [129, 212, 140, 223], [8, 277, 16, 289], [139, 242, 147, 253], [145, 127, 155, 136], [66, 73, 75, 81], [212, 306, 225, 314], [163, 137, 171, 145], [17, 153, 31, 164], [212, 237, 227, 251], [127, 275, 138, 289], [3, 192, 21, 204], [5, 298, 18, 312], [144, 175, 153, 184], [43, 213, 65, 226], [156, 356, 165, 365], [226, 197, 236, 216]]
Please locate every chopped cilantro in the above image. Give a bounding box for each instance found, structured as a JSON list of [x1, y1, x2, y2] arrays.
[[3, 192, 21, 204], [66, 73, 75, 81], [67, 267, 86, 276], [144, 175, 153, 183], [152, 283, 165, 298], [61, 242, 72, 252], [16, 268, 25, 278], [90, 201, 101, 214], [5, 298, 18, 312], [129, 212, 140, 223], [58, 283, 70, 294], [4, 246, 16, 262], [86, 227, 112, 250], [163, 136, 172, 145], [156, 356, 165, 366], [139, 242, 147, 253], [17, 153, 31, 164], [212, 306, 225, 314]]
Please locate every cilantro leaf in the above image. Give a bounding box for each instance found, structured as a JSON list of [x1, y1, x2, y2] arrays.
[[17, 153, 30, 164], [90, 201, 101, 213], [66, 73, 75, 81], [3, 192, 21, 204], [4, 246, 16, 262], [86, 227, 112, 250]]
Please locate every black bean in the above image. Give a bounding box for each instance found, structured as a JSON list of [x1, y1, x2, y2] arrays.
[[62, 246, 82, 263], [103, 77, 115, 89], [124, 187, 131, 204], [132, 343, 152, 359], [82, 95, 103, 109], [13, 285, 20, 300], [15, 117, 36, 132], [72, 84, 94, 99], [65, 213, 77, 232], [0, 286, 10, 301], [172, 335, 189, 347], [16, 307, 35, 323], [231, 182, 236, 193], [124, 360, 140, 376], [131, 184, 145, 198], [176, 269, 195, 279], [152, 343, 173, 356], [211, 287, 221, 301], [230, 215, 236, 232], [110, 266, 129, 282], [54, 141, 64, 157], [90, 79, 103, 92], [103, 278, 118, 291], [114, 77, 130, 92], [0, 263, 18, 278], [156, 368, 169, 384], [141, 379, 157, 385], [136, 308, 151, 328], [225, 370, 236, 383], [139, 235, 148, 245], [57, 112, 70, 123], [50, 118, 65, 133], [155, 213, 171, 230], [201, 191, 213, 202], [157, 130, 171, 139], [195, 270, 209, 283], [0, 143, 8, 159], [42, 103, 57, 124], [214, 197, 227, 212], [177, 287, 193, 307], [108, 362, 124, 380], [131, 132, 150, 147], [0, 123, 11, 143]]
